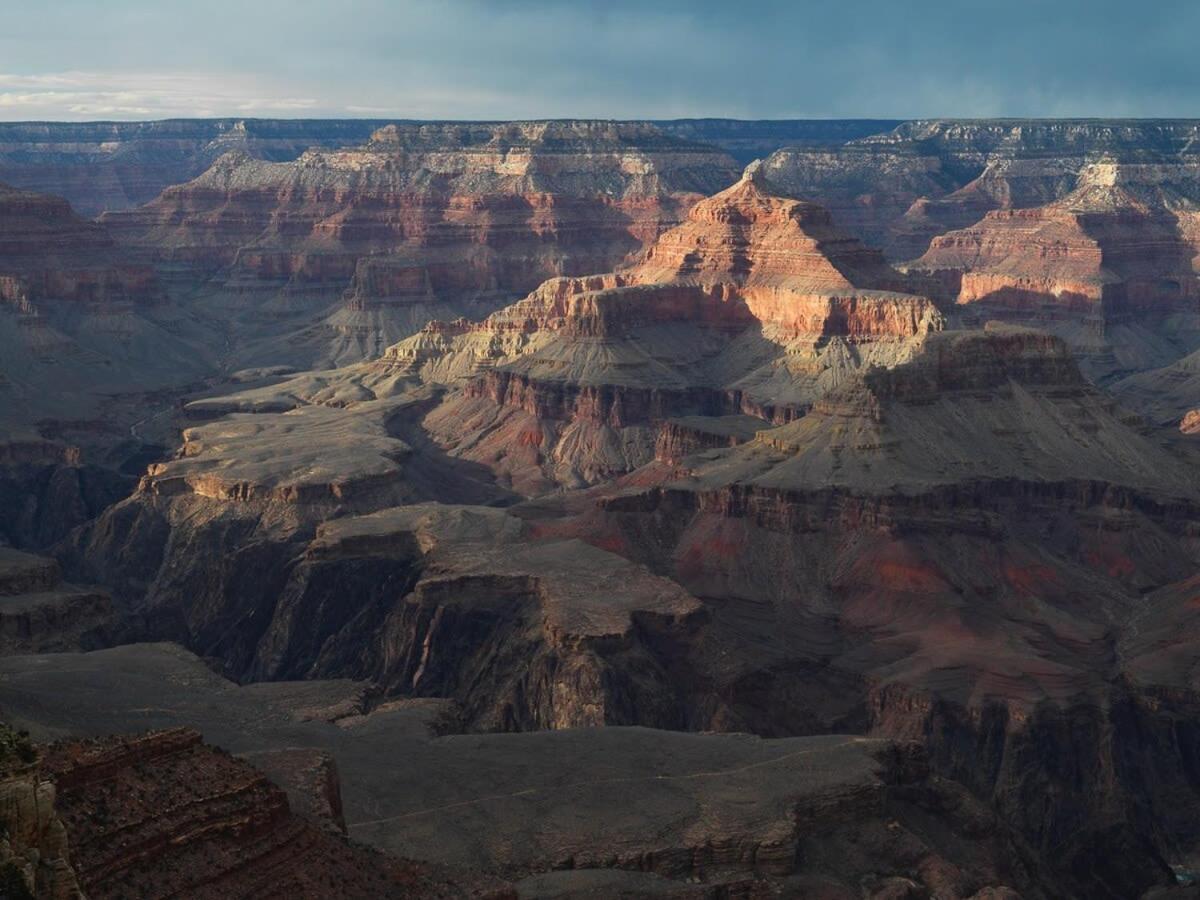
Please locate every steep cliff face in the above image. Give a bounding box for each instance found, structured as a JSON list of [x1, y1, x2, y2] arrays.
[[765, 119, 1200, 260], [905, 161, 1200, 381], [0, 119, 392, 216], [100, 121, 740, 367], [40, 727, 483, 898], [0, 725, 82, 900], [386, 161, 941, 491]]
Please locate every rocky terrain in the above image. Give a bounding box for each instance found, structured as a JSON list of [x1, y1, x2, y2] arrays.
[[0, 643, 1075, 897], [765, 119, 1200, 261], [39, 726, 491, 898], [0, 119, 393, 216], [0, 118, 891, 216], [100, 121, 741, 368], [8, 118, 1200, 897]]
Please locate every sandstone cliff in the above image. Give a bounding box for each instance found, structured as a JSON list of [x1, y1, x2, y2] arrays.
[[101, 121, 740, 367], [386, 160, 941, 491], [40, 726, 494, 898], [766, 118, 1200, 260], [907, 160, 1200, 380]]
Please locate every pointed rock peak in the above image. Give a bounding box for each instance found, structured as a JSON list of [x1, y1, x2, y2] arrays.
[[738, 159, 777, 194]]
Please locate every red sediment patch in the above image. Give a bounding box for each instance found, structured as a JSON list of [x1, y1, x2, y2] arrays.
[[874, 560, 951, 594], [526, 518, 631, 558], [1083, 549, 1136, 579], [516, 428, 544, 448], [1004, 563, 1060, 597]]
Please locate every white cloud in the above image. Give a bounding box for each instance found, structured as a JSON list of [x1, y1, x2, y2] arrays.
[[0, 72, 320, 120]]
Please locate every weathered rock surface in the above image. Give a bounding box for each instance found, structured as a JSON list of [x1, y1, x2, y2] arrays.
[[0, 724, 82, 899], [907, 160, 1200, 380], [0, 643, 1064, 897], [0, 548, 111, 653], [102, 121, 740, 368], [386, 160, 940, 491], [40, 726, 495, 898]]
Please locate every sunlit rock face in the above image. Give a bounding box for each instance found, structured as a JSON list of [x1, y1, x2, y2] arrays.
[[387, 160, 941, 491], [100, 121, 741, 366]]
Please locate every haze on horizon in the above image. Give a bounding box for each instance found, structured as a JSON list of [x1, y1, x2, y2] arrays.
[[2, 0, 1198, 122]]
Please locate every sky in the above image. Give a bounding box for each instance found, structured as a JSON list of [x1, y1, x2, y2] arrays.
[[2, 0, 1198, 121]]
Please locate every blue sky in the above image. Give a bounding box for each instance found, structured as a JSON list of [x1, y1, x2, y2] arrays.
[[2, 0, 1198, 120]]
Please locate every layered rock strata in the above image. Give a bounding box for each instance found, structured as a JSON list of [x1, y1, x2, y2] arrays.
[[40, 727, 484, 898], [384, 160, 941, 491], [906, 161, 1200, 380], [0, 549, 110, 653], [0, 645, 1065, 897], [102, 121, 740, 367]]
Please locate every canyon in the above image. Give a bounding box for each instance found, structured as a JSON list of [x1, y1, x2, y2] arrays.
[[4, 118, 1200, 897]]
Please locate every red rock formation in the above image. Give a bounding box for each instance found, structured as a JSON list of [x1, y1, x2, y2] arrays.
[[907, 161, 1200, 378], [100, 122, 740, 364], [0, 183, 160, 309], [41, 728, 501, 898], [387, 160, 941, 490]]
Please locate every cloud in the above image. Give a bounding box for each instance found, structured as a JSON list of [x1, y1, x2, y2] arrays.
[[0, 1, 1197, 120], [0, 72, 320, 119]]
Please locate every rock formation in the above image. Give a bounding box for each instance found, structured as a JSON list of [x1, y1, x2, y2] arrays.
[[101, 121, 740, 367], [907, 160, 1200, 380], [0, 724, 82, 899], [0, 548, 111, 653], [13, 118, 1200, 898], [765, 118, 1200, 260], [385, 160, 940, 491], [39, 726, 494, 898]]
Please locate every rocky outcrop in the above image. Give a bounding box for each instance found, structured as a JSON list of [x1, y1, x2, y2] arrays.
[[389, 161, 941, 491], [255, 504, 703, 731], [101, 122, 740, 367], [0, 549, 111, 654], [40, 727, 490, 898], [0, 725, 82, 900], [0, 119, 392, 216], [907, 161, 1200, 380]]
